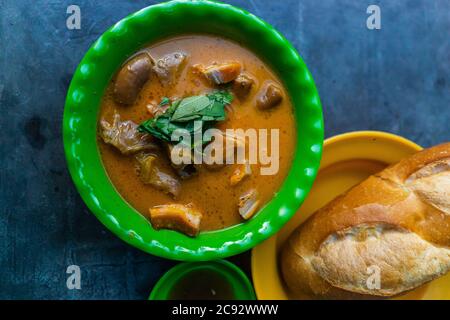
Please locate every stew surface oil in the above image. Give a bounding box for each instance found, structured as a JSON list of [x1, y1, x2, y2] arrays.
[[98, 35, 296, 231]]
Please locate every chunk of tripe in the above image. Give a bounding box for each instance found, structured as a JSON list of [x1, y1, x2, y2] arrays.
[[232, 73, 255, 99], [230, 161, 252, 186], [238, 189, 260, 220], [202, 62, 241, 85], [136, 154, 180, 198], [256, 82, 283, 110], [153, 52, 187, 85], [149, 204, 202, 237]]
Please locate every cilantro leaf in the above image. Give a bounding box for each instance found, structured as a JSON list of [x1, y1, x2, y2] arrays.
[[138, 90, 233, 147], [171, 95, 211, 122], [159, 97, 170, 107]]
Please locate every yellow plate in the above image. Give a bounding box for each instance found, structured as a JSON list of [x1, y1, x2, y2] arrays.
[[251, 131, 450, 300]]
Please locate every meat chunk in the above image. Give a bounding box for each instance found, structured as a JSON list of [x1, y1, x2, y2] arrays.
[[230, 161, 252, 186], [238, 189, 260, 220], [114, 52, 153, 105], [202, 62, 241, 85], [146, 102, 168, 118], [99, 113, 157, 155], [256, 82, 283, 110], [153, 52, 187, 85], [136, 154, 180, 198], [202, 132, 246, 171], [149, 204, 202, 237], [232, 73, 255, 99], [165, 143, 198, 179]]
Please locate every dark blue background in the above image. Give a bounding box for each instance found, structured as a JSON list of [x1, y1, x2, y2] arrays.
[[0, 0, 449, 299]]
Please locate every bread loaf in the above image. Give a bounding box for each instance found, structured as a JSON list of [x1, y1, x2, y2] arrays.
[[281, 142, 450, 299]]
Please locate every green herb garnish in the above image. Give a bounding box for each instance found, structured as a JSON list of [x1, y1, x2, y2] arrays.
[[138, 90, 233, 147], [159, 97, 170, 107]]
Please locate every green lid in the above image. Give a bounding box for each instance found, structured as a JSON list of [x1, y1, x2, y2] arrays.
[[149, 260, 256, 300]]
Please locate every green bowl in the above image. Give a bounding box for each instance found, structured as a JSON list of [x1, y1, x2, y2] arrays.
[[149, 260, 256, 300], [63, 0, 323, 261]]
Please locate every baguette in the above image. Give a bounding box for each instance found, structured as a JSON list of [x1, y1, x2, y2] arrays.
[[281, 142, 450, 299]]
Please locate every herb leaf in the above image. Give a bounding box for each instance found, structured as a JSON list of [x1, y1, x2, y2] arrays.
[[159, 97, 170, 107], [207, 90, 233, 105], [138, 90, 233, 147], [171, 95, 211, 122]]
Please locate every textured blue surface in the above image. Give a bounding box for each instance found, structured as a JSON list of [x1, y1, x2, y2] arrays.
[[0, 0, 449, 299]]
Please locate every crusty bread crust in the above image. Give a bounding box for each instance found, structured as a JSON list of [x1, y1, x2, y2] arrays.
[[281, 143, 450, 299]]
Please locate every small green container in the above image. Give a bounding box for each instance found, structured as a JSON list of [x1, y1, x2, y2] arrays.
[[149, 260, 256, 300]]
